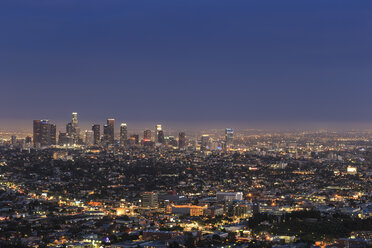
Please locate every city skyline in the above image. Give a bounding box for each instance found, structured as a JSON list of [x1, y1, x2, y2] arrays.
[[6, 120, 372, 135], [5, 113, 372, 133]]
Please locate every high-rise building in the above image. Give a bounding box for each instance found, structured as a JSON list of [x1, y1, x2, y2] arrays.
[[156, 124, 162, 132], [40, 120, 51, 146], [158, 130, 165, 144], [155, 124, 162, 143], [92, 124, 100, 145], [50, 124, 57, 145], [104, 119, 115, 145], [178, 132, 186, 149], [66, 122, 73, 136], [33, 120, 56, 147], [75, 126, 81, 143], [201, 134, 210, 150], [107, 119, 115, 142], [225, 128, 234, 150], [33, 120, 42, 147], [85, 130, 94, 146], [120, 123, 127, 147], [103, 125, 109, 144], [141, 192, 158, 208], [66, 112, 79, 144], [144, 129, 151, 141], [72, 112, 78, 126], [11, 135, 17, 145]]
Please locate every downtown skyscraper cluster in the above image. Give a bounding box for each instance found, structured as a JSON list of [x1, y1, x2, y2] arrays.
[[32, 112, 221, 150]]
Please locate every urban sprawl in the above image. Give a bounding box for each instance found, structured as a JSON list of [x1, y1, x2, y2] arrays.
[[0, 113, 371, 248]]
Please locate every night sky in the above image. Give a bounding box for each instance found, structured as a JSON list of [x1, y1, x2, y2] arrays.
[[1, 0, 372, 129]]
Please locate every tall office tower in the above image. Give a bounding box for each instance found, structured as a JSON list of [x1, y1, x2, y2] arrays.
[[225, 128, 234, 150], [104, 118, 115, 145], [33, 120, 42, 147], [11, 135, 17, 145], [178, 132, 186, 149], [144, 129, 151, 141], [85, 130, 94, 146], [158, 130, 165, 144], [141, 192, 158, 208], [103, 125, 109, 144], [66, 122, 73, 136], [65, 112, 79, 144], [92, 124, 100, 145], [72, 112, 78, 126], [33, 120, 56, 147], [75, 126, 81, 142], [107, 119, 115, 143], [155, 124, 162, 142], [156, 124, 162, 131], [50, 124, 57, 145], [120, 123, 127, 147], [40, 120, 51, 146], [201, 134, 210, 151]]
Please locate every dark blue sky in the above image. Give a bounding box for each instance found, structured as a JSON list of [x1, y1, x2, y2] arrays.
[[1, 0, 372, 127]]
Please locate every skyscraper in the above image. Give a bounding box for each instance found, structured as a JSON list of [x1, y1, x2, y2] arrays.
[[66, 112, 79, 144], [156, 124, 162, 131], [178, 132, 186, 149], [104, 119, 115, 145], [50, 124, 57, 145], [85, 130, 94, 146], [33, 120, 42, 147], [11, 135, 17, 145], [66, 122, 73, 136], [201, 134, 210, 151], [92, 124, 100, 145], [33, 120, 56, 147], [72, 112, 78, 126], [40, 120, 51, 146], [225, 128, 234, 150], [155, 124, 162, 143], [158, 130, 165, 144], [120, 123, 127, 147], [75, 126, 81, 143], [144, 129, 151, 141]]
